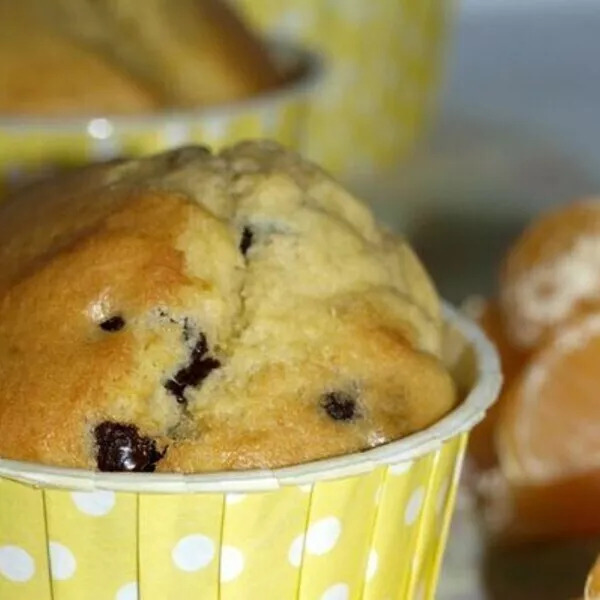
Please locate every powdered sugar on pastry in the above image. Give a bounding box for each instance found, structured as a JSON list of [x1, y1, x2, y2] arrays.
[[510, 313, 600, 481], [502, 234, 600, 348]]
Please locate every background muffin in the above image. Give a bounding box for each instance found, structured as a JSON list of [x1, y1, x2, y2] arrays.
[[0, 0, 281, 116]]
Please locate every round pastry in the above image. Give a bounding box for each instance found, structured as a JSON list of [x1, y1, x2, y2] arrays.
[[0, 1, 158, 116], [0, 141, 456, 472], [0, 0, 281, 116]]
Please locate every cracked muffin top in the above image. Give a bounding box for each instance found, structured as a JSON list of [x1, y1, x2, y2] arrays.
[[0, 141, 456, 473]]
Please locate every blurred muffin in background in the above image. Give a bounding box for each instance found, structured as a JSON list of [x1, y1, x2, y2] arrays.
[[233, 0, 452, 178], [0, 0, 319, 198], [0, 0, 282, 116]]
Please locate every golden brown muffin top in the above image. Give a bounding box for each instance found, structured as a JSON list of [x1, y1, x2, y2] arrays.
[[0, 141, 456, 472]]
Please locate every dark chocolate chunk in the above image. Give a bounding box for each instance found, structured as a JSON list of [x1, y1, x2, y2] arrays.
[[182, 318, 194, 343], [99, 315, 125, 332], [239, 227, 254, 256], [94, 422, 164, 472], [164, 335, 221, 404], [163, 378, 186, 404], [320, 391, 358, 421], [190, 335, 209, 361]]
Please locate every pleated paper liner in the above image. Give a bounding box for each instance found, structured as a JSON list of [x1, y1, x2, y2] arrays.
[[0, 42, 322, 199], [0, 304, 501, 600]]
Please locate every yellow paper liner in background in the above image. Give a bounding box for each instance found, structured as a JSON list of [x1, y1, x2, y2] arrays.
[[0, 1, 452, 197], [0, 305, 501, 599], [233, 0, 452, 177]]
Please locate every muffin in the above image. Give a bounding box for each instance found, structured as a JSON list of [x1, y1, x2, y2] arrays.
[[0, 0, 281, 116], [0, 140, 456, 473]]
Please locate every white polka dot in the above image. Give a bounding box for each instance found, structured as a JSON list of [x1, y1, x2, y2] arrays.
[[115, 582, 138, 600], [0, 546, 35, 582], [298, 484, 312, 493], [389, 460, 413, 475], [436, 478, 450, 515], [321, 582, 350, 600], [405, 487, 425, 525], [225, 493, 247, 505], [288, 534, 305, 568], [172, 534, 215, 572], [71, 490, 116, 516], [305, 517, 342, 555], [220, 546, 244, 583], [49, 542, 76, 581], [366, 549, 378, 581]]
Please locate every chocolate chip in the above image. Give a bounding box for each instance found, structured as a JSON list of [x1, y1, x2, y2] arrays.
[[99, 316, 125, 332], [240, 227, 254, 256], [320, 391, 358, 421], [190, 334, 208, 359], [164, 334, 221, 404], [94, 422, 164, 472], [182, 318, 194, 343]]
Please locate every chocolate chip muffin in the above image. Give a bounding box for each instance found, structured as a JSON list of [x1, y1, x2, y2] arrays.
[[0, 141, 456, 473]]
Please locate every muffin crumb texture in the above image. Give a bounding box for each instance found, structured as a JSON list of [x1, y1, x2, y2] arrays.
[[0, 141, 456, 472]]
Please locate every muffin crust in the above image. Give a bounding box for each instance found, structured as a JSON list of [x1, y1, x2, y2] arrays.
[[0, 141, 456, 472]]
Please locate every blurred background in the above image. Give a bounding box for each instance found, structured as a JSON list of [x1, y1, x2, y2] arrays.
[[2, 0, 600, 598], [370, 0, 600, 305], [0, 0, 449, 191]]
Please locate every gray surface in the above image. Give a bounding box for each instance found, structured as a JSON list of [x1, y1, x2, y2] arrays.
[[443, 0, 600, 175], [365, 116, 597, 304], [358, 0, 600, 305]]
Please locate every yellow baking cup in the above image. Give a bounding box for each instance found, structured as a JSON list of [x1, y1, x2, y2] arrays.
[[234, 0, 452, 176], [0, 304, 500, 600], [0, 43, 321, 199]]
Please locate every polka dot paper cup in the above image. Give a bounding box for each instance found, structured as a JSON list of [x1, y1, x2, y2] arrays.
[[0, 42, 321, 198], [233, 0, 452, 177], [0, 304, 500, 600]]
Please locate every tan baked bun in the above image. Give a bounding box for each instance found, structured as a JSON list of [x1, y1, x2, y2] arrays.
[[0, 1, 159, 116], [0, 141, 456, 473], [0, 0, 281, 116]]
